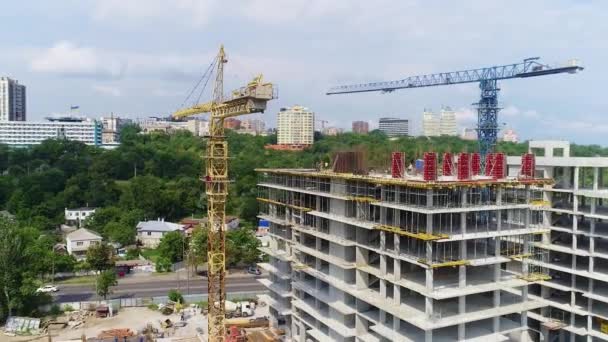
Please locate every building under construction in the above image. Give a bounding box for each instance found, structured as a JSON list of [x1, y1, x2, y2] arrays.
[[256, 151, 555, 341]]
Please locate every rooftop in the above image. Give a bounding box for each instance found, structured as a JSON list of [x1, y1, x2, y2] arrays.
[[136, 220, 183, 232], [66, 228, 102, 241]]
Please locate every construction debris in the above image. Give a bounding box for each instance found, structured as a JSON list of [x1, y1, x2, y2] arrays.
[[97, 328, 135, 339]]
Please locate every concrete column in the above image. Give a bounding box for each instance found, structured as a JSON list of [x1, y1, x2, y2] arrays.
[[394, 257, 401, 282], [593, 167, 599, 190], [425, 330, 433, 342], [425, 269, 434, 317], [458, 322, 465, 341], [299, 321, 306, 342], [574, 167, 580, 190], [380, 254, 387, 274], [380, 279, 386, 298]]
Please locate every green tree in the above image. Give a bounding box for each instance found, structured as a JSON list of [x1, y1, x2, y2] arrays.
[[155, 257, 172, 273], [96, 270, 117, 300], [189, 227, 208, 271], [86, 243, 115, 272], [158, 231, 186, 263], [0, 218, 52, 321], [226, 228, 261, 266]]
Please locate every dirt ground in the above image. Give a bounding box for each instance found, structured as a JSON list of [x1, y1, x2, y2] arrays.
[[5, 301, 270, 342]]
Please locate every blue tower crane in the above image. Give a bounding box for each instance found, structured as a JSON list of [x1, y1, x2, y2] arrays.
[[327, 57, 583, 161]]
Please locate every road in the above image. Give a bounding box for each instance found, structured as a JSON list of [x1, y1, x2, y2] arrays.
[[53, 275, 266, 302]]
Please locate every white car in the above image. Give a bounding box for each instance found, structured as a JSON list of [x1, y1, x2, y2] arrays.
[[36, 285, 59, 293]]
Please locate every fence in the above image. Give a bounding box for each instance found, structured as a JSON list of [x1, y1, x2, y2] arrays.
[[46, 291, 269, 312]]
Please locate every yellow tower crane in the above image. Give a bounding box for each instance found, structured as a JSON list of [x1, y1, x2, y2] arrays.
[[172, 46, 275, 341]]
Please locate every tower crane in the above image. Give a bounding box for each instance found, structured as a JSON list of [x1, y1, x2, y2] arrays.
[[327, 57, 583, 161], [172, 46, 275, 342]]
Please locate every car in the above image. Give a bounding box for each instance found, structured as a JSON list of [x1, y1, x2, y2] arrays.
[[36, 285, 59, 293], [246, 266, 261, 275]]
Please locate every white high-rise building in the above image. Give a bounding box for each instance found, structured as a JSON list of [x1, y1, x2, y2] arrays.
[[422, 110, 440, 137], [0, 77, 26, 121], [422, 107, 457, 137], [277, 106, 314, 145], [439, 107, 457, 136]]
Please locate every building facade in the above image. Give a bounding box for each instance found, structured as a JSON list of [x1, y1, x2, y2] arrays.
[[100, 115, 131, 144], [66, 228, 103, 260], [379, 117, 409, 137], [136, 220, 184, 248], [422, 111, 440, 137], [422, 108, 457, 137], [257, 167, 549, 341], [0, 77, 26, 122], [352, 121, 369, 134], [65, 207, 96, 228], [277, 106, 315, 146], [0, 117, 102, 147], [439, 107, 457, 136], [502, 129, 519, 143], [507, 141, 608, 341]]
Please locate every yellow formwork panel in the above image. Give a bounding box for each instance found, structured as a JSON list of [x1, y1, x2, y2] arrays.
[[346, 196, 379, 203], [519, 273, 551, 282], [418, 259, 470, 268], [255, 168, 554, 189], [374, 224, 449, 241], [256, 197, 312, 212]]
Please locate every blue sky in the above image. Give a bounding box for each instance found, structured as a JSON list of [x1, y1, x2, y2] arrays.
[[1, 1, 606, 144]]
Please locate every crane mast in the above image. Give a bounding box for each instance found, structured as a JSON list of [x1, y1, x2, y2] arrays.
[[172, 46, 275, 342], [327, 57, 583, 161]]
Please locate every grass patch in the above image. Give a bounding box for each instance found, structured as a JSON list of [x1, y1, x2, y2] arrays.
[[141, 248, 161, 263], [56, 275, 97, 285]]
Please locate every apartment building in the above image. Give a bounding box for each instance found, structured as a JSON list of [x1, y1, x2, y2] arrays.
[[0, 77, 26, 122], [257, 162, 551, 341], [277, 106, 315, 146], [353, 121, 370, 134], [423, 107, 457, 137], [379, 117, 409, 137], [0, 117, 102, 147], [507, 141, 608, 341]]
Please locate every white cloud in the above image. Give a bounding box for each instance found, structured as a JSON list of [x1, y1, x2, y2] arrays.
[[30, 41, 125, 78], [454, 108, 476, 126], [92, 0, 218, 27], [501, 105, 540, 119], [92, 84, 122, 97]]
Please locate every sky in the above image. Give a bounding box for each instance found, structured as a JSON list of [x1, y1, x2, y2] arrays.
[[1, 0, 606, 144]]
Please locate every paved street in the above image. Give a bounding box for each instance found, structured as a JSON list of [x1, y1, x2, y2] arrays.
[[53, 274, 266, 302]]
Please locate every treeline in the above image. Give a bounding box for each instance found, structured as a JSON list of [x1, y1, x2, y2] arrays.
[[2, 127, 607, 237]]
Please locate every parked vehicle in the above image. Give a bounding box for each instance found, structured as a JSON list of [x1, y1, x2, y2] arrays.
[[246, 266, 261, 275], [36, 285, 59, 293], [225, 300, 256, 318]]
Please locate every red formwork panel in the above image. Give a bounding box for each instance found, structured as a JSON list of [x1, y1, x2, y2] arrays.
[[493, 152, 506, 179], [457, 153, 471, 180], [442, 152, 454, 176], [485, 153, 496, 177], [471, 153, 481, 176], [423, 152, 438, 181], [391, 152, 405, 178], [521, 153, 536, 178]]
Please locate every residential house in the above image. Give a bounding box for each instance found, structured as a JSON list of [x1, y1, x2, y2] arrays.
[[65, 207, 96, 227], [180, 216, 240, 236], [66, 228, 103, 260], [136, 219, 184, 248]]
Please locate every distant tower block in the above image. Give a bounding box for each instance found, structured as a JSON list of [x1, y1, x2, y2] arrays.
[[391, 152, 405, 178], [423, 152, 438, 181], [471, 152, 481, 176], [493, 152, 506, 179], [442, 152, 454, 176], [485, 153, 496, 177], [521, 153, 536, 178], [457, 153, 471, 180]]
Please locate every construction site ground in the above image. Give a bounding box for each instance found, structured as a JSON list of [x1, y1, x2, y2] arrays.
[[4, 304, 270, 342]]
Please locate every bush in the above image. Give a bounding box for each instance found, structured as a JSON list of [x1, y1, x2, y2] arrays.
[[49, 304, 62, 316], [147, 303, 158, 311], [63, 304, 75, 312], [155, 257, 172, 272], [168, 289, 184, 304]]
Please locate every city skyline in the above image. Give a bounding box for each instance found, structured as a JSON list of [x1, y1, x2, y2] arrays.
[[0, 1, 604, 143]]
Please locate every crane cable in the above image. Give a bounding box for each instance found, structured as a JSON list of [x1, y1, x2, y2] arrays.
[[179, 56, 218, 110]]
